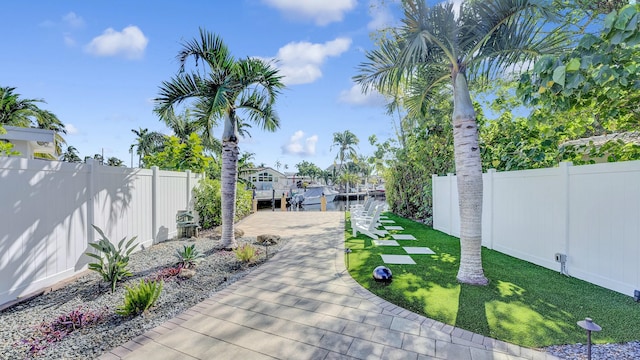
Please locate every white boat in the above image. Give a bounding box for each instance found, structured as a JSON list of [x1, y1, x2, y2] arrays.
[[299, 185, 338, 205]]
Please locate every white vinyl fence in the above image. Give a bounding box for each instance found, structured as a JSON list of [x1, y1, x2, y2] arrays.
[[433, 161, 640, 297], [0, 157, 202, 306]]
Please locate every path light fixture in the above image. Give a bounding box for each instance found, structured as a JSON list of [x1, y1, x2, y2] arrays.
[[577, 317, 601, 360], [344, 248, 352, 269]]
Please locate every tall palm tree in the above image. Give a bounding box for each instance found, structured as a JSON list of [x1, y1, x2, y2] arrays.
[[331, 130, 359, 175], [155, 29, 284, 249], [0, 86, 40, 127], [355, 0, 565, 285], [1, 86, 67, 157], [130, 127, 165, 167], [61, 145, 82, 163]]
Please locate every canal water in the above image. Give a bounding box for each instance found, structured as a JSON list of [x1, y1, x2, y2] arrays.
[[258, 198, 381, 212]]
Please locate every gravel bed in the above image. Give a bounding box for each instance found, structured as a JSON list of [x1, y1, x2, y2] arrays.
[[0, 230, 286, 360], [545, 341, 640, 360], [1, 230, 636, 360]]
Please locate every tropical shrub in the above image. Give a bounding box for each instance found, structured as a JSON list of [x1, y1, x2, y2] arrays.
[[233, 244, 258, 264], [193, 178, 252, 229], [116, 279, 163, 317], [175, 244, 205, 268], [85, 225, 138, 293]]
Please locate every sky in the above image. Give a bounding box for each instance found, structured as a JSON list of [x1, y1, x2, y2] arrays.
[[1, 0, 424, 171]]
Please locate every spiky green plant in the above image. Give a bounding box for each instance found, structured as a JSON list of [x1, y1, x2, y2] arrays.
[[175, 244, 205, 268], [116, 279, 163, 317], [85, 225, 138, 293]]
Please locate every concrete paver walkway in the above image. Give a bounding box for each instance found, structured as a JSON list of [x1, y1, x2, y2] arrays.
[[99, 212, 556, 360]]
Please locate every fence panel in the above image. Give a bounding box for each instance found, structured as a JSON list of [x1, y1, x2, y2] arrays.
[[0, 158, 201, 306], [432, 160, 640, 297]]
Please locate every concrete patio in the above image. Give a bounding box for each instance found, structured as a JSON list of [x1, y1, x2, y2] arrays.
[[98, 211, 556, 360]]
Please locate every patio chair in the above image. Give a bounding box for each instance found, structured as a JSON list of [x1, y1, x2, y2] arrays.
[[352, 204, 386, 239]]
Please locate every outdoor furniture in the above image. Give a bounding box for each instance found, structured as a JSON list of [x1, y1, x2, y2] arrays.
[[176, 210, 199, 238], [352, 204, 386, 239]]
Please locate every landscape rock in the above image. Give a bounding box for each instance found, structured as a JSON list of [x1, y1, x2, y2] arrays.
[[257, 234, 280, 245], [178, 268, 196, 279]]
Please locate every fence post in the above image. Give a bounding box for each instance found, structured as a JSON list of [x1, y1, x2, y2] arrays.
[[485, 169, 496, 250], [185, 170, 191, 210], [86, 159, 96, 244], [559, 161, 573, 269], [447, 173, 455, 236], [152, 166, 159, 243]]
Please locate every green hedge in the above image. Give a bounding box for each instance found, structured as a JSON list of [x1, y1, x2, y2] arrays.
[[193, 179, 253, 229]]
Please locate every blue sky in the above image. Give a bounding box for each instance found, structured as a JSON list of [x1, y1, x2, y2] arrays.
[[1, 0, 415, 170]]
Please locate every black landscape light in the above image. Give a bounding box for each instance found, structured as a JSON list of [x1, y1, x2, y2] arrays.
[[344, 248, 352, 269], [577, 317, 601, 360]]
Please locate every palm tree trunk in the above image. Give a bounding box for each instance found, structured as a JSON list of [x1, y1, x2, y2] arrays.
[[220, 113, 239, 250], [451, 71, 488, 286]]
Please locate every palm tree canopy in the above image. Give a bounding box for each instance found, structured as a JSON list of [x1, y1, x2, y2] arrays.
[[355, 0, 566, 114], [331, 130, 360, 164], [154, 29, 285, 141]]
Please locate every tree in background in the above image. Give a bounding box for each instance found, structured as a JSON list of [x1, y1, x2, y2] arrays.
[[295, 160, 322, 183], [355, 0, 565, 285], [61, 146, 82, 163], [518, 4, 640, 163], [0, 126, 18, 156], [0, 86, 67, 158], [106, 157, 125, 167], [331, 130, 359, 175], [155, 29, 284, 250], [144, 133, 212, 173], [130, 128, 165, 168]]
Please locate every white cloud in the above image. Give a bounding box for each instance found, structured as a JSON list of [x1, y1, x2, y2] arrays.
[[263, 0, 356, 25], [367, 0, 395, 31], [282, 130, 318, 156], [63, 33, 76, 47], [85, 25, 148, 59], [274, 37, 351, 85], [339, 83, 386, 106], [62, 12, 85, 28], [65, 123, 79, 135]]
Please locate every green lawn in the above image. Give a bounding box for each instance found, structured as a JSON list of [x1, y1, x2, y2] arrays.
[[345, 213, 640, 348]]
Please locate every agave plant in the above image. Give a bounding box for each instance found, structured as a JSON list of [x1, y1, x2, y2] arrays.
[[175, 244, 205, 269]]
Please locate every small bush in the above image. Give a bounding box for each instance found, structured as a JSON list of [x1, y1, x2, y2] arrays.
[[193, 178, 253, 229], [85, 225, 138, 293], [175, 244, 205, 268], [21, 306, 106, 354], [116, 279, 163, 317], [233, 244, 258, 264]]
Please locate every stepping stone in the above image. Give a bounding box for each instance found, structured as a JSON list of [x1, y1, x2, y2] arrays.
[[373, 240, 400, 246], [379, 215, 389, 219], [403, 247, 435, 254], [380, 220, 395, 223], [384, 226, 404, 230], [381, 254, 416, 265], [390, 234, 416, 240]]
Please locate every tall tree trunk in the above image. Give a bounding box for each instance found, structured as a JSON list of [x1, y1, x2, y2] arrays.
[[220, 113, 239, 250], [451, 71, 488, 286]]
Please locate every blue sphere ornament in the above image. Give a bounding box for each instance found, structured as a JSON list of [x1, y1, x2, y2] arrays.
[[372, 266, 392, 282]]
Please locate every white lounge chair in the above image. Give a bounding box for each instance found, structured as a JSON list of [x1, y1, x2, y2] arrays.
[[352, 204, 387, 239]]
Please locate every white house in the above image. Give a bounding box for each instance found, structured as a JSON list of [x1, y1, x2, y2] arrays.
[[242, 167, 286, 191], [0, 126, 56, 159]]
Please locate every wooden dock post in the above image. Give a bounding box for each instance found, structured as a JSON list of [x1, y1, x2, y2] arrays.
[[321, 194, 327, 211], [281, 193, 286, 211]]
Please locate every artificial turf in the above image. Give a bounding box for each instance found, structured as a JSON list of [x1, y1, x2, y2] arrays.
[[345, 212, 640, 348]]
